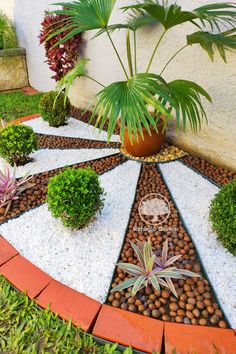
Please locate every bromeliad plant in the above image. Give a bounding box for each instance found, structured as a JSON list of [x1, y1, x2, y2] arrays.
[[0, 163, 34, 215], [111, 239, 201, 297], [45, 0, 236, 144]]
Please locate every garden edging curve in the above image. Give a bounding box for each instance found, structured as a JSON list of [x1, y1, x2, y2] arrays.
[[0, 114, 236, 354]]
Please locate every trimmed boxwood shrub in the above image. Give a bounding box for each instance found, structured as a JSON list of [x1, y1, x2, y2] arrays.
[[47, 167, 105, 229], [39, 91, 71, 127], [0, 124, 38, 165], [209, 179, 236, 255]]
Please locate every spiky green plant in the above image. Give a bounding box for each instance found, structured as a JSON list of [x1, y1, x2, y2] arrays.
[[0, 11, 17, 50], [111, 239, 201, 297], [45, 0, 236, 142]]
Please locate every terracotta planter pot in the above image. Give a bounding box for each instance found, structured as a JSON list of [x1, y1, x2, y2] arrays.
[[123, 118, 166, 157]]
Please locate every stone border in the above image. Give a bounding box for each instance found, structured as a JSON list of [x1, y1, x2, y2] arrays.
[[0, 48, 26, 57], [1, 113, 236, 353]]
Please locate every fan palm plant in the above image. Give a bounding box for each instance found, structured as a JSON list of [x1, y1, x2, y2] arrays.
[[45, 0, 236, 155]]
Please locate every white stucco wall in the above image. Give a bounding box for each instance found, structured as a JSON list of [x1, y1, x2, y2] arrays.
[[69, 0, 236, 170], [0, 0, 235, 169], [0, 0, 14, 20]]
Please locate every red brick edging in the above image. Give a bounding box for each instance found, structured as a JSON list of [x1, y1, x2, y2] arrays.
[[1, 234, 236, 353], [9, 113, 40, 125], [1, 114, 236, 353]]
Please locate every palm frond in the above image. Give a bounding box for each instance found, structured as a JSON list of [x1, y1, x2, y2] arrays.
[[90, 73, 176, 142], [161, 80, 212, 133], [55, 58, 89, 104], [94, 12, 157, 38], [122, 2, 196, 30], [193, 3, 236, 31], [126, 9, 157, 31], [122, 2, 236, 32], [187, 29, 236, 62], [46, 0, 117, 46]]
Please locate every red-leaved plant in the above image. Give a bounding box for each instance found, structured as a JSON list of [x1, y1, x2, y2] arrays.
[[0, 163, 34, 215], [39, 13, 83, 81]]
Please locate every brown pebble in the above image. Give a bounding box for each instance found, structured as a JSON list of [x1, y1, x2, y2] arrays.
[[207, 306, 214, 315], [186, 311, 194, 320], [112, 300, 120, 307], [169, 303, 179, 312], [152, 309, 160, 318], [176, 316, 183, 323], [193, 309, 200, 318], [199, 318, 207, 326], [161, 290, 170, 299], [219, 320, 227, 328], [162, 315, 170, 322]]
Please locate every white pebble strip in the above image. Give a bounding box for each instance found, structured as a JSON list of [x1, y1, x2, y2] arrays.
[[159, 161, 236, 328], [0, 160, 140, 303], [0, 148, 119, 178], [25, 117, 120, 142]]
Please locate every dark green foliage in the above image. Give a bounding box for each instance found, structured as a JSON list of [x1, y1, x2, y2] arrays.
[[47, 167, 105, 229], [0, 91, 43, 122], [209, 179, 236, 255], [0, 276, 131, 353], [0, 124, 38, 165], [39, 91, 71, 127]]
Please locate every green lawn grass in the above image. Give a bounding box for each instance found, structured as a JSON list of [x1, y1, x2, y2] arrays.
[[0, 92, 43, 122], [0, 276, 132, 354]]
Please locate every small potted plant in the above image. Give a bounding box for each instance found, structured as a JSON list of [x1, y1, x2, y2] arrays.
[[46, 0, 236, 157]]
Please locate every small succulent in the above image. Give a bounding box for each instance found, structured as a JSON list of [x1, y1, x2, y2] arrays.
[[0, 163, 34, 215], [111, 239, 201, 297]]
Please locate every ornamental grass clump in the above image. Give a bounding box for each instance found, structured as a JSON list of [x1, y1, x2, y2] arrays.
[[0, 163, 34, 215], [0, 11, 17, 50], [112, 239, 201, 297], [209, 179, 236, 255], [47, 167, 105, 229], [39, 91, 71, 127], [0, 124, 38, 166]]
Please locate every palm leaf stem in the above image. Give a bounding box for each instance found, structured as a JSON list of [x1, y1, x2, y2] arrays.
[[160, 44, 189, 75], [146, 29, 167, 73], [133, 31, 137, 74], [106, 29, 129, 79], [85, 75, 105, 87]]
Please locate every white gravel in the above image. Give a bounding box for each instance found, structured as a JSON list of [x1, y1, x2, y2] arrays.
[[25, 117, 120, 142], [0, 160, 140, 303], [0, 148, 119, 178], [159, 161, 236, 328]]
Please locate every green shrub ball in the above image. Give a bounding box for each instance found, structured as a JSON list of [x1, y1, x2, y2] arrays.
[[0, 124, 38, 165], [47, 167, 105, 229], [209, 179, 236, 255], [39, 91, 71, 127]]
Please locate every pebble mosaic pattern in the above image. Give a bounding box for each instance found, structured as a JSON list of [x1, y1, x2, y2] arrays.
[[0, 154, 126, 224], [182, 155, 236, 186], [38, 134, 119, 150], [1, 116, 233, 330], [107, 164, 228, 329]]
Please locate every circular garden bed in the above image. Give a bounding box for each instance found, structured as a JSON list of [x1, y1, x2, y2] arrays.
[[0, 113, 235, 353]]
